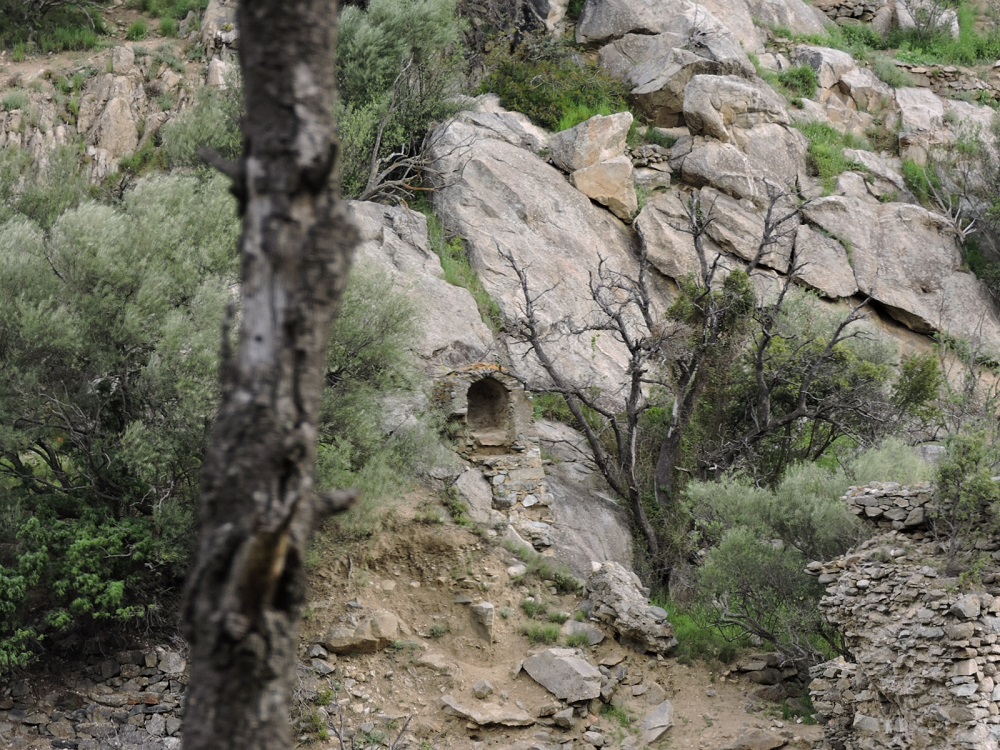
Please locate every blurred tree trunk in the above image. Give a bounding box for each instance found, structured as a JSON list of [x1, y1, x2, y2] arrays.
[[181, 2, 357, 748]]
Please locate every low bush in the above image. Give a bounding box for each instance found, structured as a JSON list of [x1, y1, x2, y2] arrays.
[[337, 0, 464, 199], [160, 80, 244, 169], [0, 174, 240, 671], [479, 35, 629, 131], [902, 158, 943, 205], [870, 55, 914, 88], [126, 21, 148, 41], [522, 623, 561, 644], [795, 122, 869, 194], [686, 447, 930, 662], [776, 65, 818, 100]]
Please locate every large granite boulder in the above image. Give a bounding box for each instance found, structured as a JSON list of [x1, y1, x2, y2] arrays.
[[585, 562, 678, 655], [548, 112, 632, 173], [569, 155, 638, 220], [670, 128, 808, 204], [802, 197, 1000, 353], [428, 114, 653, 402], [682, 74, 790, 143], [591, 3, 755, 127], [895, 86, 946, 165], [600, 34, 754, 127], [522, 648, 603, 702], [347, 201, 494, 373]]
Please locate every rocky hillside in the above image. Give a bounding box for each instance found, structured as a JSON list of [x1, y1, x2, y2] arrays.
[[4, 0, 1000, 748]]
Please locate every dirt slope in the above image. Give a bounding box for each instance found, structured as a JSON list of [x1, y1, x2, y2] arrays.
[[299, 499, 824, 750]]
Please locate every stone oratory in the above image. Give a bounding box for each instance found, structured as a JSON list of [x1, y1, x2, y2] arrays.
[[436, 364, 557, 550]]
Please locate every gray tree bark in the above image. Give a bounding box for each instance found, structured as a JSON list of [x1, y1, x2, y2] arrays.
[[181, 2, 356, 748]]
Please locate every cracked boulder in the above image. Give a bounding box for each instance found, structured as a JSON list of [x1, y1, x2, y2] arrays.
[[585, 562, 678, 655]]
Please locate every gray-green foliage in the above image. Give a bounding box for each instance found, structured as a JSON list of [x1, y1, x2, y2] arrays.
[[316, 265, 444, 539], [934, 431, 1000, 571], [336, 0, 463, 200], [160, 79, 243, 169], [688, 446, 930, 660], [0, 174, 239, 670], [0, 146, 92, 229]]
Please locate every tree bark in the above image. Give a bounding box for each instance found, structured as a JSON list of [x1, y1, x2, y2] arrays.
[[181, 2, 356, 749]]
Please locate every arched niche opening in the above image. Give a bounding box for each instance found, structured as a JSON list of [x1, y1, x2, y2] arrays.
[[466, 377, 510, 449]]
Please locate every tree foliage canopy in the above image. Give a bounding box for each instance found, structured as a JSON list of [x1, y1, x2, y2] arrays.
[[0, 174, 239, 668]]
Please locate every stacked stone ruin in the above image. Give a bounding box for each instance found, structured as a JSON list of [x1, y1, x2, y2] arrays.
[[436, 364, 558, 550], [0, 645, 186, 749], [809, 483, 1000, 750]]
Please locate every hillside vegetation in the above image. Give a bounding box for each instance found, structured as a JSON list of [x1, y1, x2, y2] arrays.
[[1, 0, 1000, 711]]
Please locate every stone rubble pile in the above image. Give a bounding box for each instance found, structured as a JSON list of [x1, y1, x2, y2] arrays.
[[812, 0, 883, 23], [809, 484, 1000, 750], [891, 61, 1000, 104]]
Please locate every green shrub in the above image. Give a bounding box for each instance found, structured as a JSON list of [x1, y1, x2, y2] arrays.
[[0, 145, 93, 229], [39, 25, 99, 52], [776, 65, 818, 99], [666, 604, 749, 664], [795, 122, 869, 194], [0, 92, 28, 112], [0, 1, 107, 51], [479, 35, 629, 131], [160, 17, 177, 36], [126, 21, 148, 41], [902, 158, 942, 205], [161, 81, 244, 168], [523, 623, 561, 644], [422, 210, 504, 331], [337, 0, 464, 199], [870, 55, 914, 88], [557, 102, 614, 132], [687, 461, 879, 659], [315, 265, 450, 543], [934, 431, 1000, 571], [520, 599, 547, 618], [564, 632, 591, 648], [0, 174, 240, 671]]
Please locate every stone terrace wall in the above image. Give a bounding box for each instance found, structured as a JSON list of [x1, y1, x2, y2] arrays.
[[893, 61, 1000, 105], [809, 484, 1000, 750], [841, 481, 933, 531], [0, 644, 186, 749]]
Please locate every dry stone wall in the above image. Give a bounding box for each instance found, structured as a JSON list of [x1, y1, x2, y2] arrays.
[[809, 484, 1000, 750], [0, 644, 187, 749]]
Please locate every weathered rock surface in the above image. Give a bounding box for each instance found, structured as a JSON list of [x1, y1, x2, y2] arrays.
[[641, 699, 675, 743], [536, 420, 635, 578], [348, 200, 494, 372], [683, 75, 790, 143], [548, 112, 632, 173], [585, 562, 678, 655], [322, 610, 411, 654], [801, 197, 1000, 352], [522, 648, 603, 702], [591, 3, 755, 127], [570, 155, 638, 219], [429, 113, 650, 402], [441, 694, 535, 726]]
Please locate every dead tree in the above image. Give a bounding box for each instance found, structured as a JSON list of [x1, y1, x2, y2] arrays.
[[181, 2, 358, 749], [504, 186, 891, 576], [502, 240, 674, 560]]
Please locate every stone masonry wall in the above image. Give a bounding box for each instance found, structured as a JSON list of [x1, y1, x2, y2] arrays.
[[809, 484, 1000, 750], [0, 644, 187, 749]]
